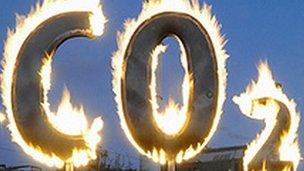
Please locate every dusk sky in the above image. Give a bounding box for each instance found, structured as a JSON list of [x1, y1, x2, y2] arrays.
[[0, 0, 304, 170]]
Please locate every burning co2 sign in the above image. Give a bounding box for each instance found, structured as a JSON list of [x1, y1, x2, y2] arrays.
[[1, 0, 106, 168], [0, 0, 301, 170], [112, 0, 228, 164]]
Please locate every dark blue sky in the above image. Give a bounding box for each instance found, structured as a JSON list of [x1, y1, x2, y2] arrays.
[[0, 0, 304, 170]]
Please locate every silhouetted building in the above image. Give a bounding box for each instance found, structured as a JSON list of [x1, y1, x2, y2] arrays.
[[0, 165, 41, 171], [140, 145, 293, 171]]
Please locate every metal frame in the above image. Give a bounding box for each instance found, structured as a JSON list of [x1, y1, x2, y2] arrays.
[[12, 12, 95, 160], [121, 12, 219, 162]]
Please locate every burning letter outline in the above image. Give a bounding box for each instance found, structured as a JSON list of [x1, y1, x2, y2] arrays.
[[1, 0, 106, 168], [112, 0, 228, 164], [233, 62, 301, 171]]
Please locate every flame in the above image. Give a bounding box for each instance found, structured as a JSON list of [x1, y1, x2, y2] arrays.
[[150, 39, 192, 137], [49, 87, 89, 135], [262, 161, 267, 171], [282, 166, 293, 171], [1, 0, 106, 168], [112, 0, 228, 163], [260, 161, 292, 171], [233, 62, 300, 171], [0, 113, 5, 123]]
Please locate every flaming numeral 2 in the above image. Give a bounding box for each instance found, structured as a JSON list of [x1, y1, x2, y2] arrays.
[[1, 0, 106, 168], [112, 0, 228, 164], [233, 62, 300, 171]]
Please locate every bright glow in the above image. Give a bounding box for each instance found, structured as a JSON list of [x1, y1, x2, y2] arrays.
[[112, 0, 228, 163], [282, 166, 293, 171], [150, 39, 192, 136], [41, 58, 104, 166], [0, 113, 5, 123], [233, 62, 300, 171], [260, 161, 292, 171], [88, 0, 107, 36], [1, 0, 106, 168], [48, 86, 89, 135]]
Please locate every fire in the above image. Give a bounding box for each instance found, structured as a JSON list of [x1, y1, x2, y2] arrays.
[[47, 86, 89, 136], [1, 0, 106, 168], [0, 113, 5, 123], [282, 166, 293, 171], [150, 40, 192, 136], [41, 57, 90, 136], [233, 62, 300, 171], [40, 56, 104, 167], [260, 161, 292, 171], [112, 0, 228, 163]]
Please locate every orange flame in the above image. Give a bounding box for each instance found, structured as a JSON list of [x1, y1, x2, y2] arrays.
[[0, 113, 5, 123], [112, 0, 228, 164], [233, 61, 300, 171], [1, 0, 106, 168], [260, 160, 292, 171]]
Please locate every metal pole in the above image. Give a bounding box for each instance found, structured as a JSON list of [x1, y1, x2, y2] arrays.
[[167, 161, 176, 171]]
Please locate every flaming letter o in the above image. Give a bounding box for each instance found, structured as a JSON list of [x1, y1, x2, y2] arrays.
[[112, 0, 228, 164]]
